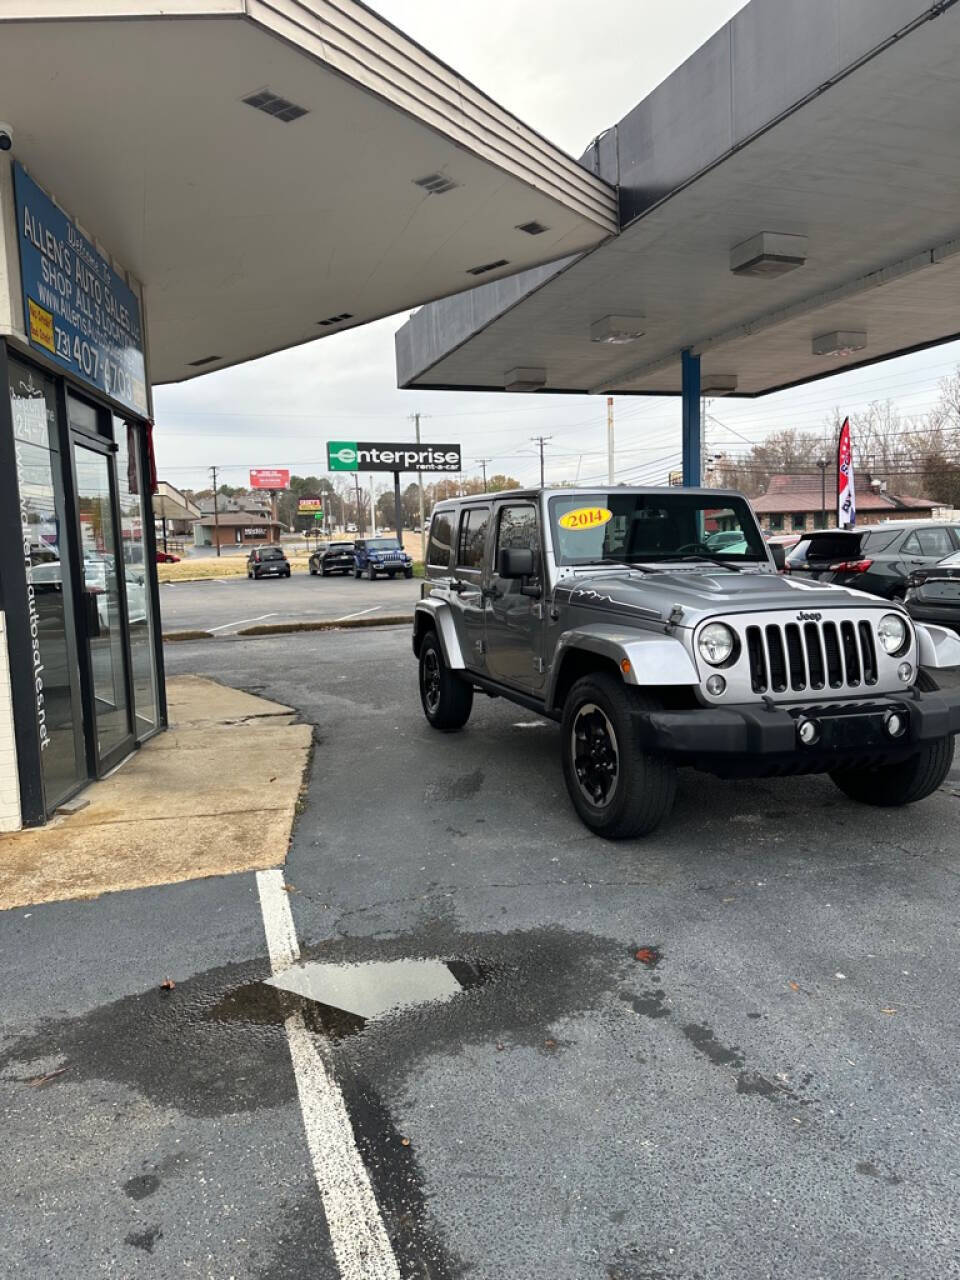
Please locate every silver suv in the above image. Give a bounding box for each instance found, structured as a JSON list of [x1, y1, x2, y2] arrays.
[[413, 487, 960, 839]]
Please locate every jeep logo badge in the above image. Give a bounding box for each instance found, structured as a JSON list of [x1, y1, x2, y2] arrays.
[[796, 611, 822, 622]]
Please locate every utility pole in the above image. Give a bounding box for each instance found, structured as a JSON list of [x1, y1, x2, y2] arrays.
[[369, 474, 377, 536], [210, 465, 221, 557], [606, 397, 615, 485], [476, 457, 491, 493], [353, 474, 363, 535], [411, 411, 427, 562], [531, 436, 552, 489]]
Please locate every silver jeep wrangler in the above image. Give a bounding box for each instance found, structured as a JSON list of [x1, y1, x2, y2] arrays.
[[413, 487, 960, 839]]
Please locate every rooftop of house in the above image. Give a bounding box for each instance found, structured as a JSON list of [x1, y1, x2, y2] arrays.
[[750, 472, 936, 514]]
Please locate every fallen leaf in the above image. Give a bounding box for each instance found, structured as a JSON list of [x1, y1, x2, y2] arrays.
[[544, 1039, 557, 1050], [160, 978, 176, 991], [788, 981, 800, 992], [400, 1137, 411, 1147], [633, 947, 661, 967], [26, 1064, 69, 1088], [282, 883, 296, 894]]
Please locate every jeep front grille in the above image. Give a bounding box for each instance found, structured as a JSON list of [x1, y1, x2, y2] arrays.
[[746, 619, 878, 694]]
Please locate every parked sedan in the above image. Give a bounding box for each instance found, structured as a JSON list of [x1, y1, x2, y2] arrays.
[[156, 550, 180, 563], [308, 540, 356, 577], [905, 549, 960, 633], [784, 521, 960, 599]]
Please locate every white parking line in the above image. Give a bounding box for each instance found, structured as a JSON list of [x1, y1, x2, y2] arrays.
[[256, 870, 401, 1280], [208, 612, 277, 633], [335, 606, 381, 622]]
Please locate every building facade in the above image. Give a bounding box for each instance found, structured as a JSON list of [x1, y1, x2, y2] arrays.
[[0, 157, 164, 830], [193, 513, 283, 549], [751, 473, 936, 533]]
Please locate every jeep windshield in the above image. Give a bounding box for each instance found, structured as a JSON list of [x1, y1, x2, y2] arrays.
[[548, 492, 767, 567], [366, 538, 401, 550]]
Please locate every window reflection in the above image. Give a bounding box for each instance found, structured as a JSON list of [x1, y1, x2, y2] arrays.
[[114, 420, 158, 735]]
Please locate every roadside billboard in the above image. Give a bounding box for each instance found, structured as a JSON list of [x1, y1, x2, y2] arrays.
[[298, 497, 323, 513], [250, 468, 290, 490], [326, 441, 461, 473]]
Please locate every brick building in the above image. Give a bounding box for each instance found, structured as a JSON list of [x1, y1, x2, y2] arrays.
[[751, 473, 935, 534]]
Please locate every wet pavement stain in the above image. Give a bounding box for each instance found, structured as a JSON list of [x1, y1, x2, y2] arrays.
[[735, 1069, 798, 1103], [123, 1172, 160, 1200], [622, 990, 671, 1020], [856, 1160, 903, 1187], [680, 1022, 746, 1071], [125, 1225, 162, 1253], [424, 768, 484, 803]]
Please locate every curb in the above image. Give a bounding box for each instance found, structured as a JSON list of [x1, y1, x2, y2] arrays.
[[163, 615, 413, 642]]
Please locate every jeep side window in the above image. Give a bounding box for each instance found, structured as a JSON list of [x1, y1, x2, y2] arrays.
[[427, 512, 454, 568], [456, 507, 490, 570], [496, 504, 539, 568]]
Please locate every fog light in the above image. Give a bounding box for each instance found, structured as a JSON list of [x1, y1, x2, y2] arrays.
[[798, 718, 820, 746], [897, 662, 913, 683], [884, 710, 907, 739], [706, 674, 726, 696]]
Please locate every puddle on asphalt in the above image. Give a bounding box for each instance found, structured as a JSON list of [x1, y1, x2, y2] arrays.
[[205, 958, 490, 1041]]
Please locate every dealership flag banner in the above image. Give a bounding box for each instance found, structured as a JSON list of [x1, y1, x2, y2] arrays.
[[837, 417, 856, 527]]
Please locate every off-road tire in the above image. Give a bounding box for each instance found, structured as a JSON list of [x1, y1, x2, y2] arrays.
[[830, 735, 954, 806], [561, 673, 677, 839], [353, 566, 362, 579], [419, 630, 473, 732], [309, 563, 317, 575], [365, 564, 374, 581], [404, 568, 414, 579]]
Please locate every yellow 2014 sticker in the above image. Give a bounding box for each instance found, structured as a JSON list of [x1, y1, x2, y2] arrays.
[[558, 506, 613, 531]]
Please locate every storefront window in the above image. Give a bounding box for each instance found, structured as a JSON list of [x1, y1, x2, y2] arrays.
[[114, 420, 158, 736], [8, 358, 85, 809]]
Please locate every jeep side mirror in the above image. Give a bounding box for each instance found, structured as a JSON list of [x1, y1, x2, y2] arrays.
[[498, 546, 535, 579], [770, 544, 786, 570]]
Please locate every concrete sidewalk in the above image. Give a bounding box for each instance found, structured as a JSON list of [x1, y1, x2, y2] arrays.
[[0, 676, 312, 910]]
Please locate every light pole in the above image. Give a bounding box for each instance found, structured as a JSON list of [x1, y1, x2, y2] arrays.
[[816, 458, 827, 529]]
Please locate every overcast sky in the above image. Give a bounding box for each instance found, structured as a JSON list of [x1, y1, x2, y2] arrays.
[[152, 0, 960, 495]]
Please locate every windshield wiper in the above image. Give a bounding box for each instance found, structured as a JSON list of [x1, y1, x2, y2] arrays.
[[581, 558, 649, 571], [657, 555, 744, 572]]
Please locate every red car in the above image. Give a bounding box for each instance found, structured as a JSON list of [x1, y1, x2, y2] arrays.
[[156, 550, 181, 563]]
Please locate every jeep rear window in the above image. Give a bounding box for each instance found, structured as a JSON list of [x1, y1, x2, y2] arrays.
[[548, 493, 766, 566], [427, 512, 454, 568], [456, 507, 490, 569]]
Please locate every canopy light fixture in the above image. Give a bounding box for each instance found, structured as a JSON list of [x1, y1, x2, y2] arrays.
[[413, 173, 459, 194], [467, 258, 510, 276], [730, 232, 808, 277], [242, 89, 309, 123], [812, 330, 867, 357], [589, 314, 646, 344], [700, 374, 738, 395], [516, 220, 549, 235], [187, 355, 220, 367], [504, 366, 546, 392], [317, 312, 354, 327]]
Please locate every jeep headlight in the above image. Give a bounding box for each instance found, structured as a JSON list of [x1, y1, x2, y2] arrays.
[[878, 613, 908, 656], [698, 622, 737, 667]]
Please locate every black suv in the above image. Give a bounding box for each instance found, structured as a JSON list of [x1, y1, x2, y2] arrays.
[[247, 545, 291, 579], [784, 521, 960, 599], [308, 540, 356, 577]]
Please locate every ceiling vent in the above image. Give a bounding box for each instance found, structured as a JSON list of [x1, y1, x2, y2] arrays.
[[317, 313, 354, 327], [730, 232, 807, 278], [242, 89, 309, 123], [589, 314, 645, 345], [413, 173, 460, 194], [467, 258, 510, 276], [701, 374, 739, 395], [812, 330, 867, 357], [516, 220, 548, 236], [187, 355, 220, 367], [504, 366, 546, 392]]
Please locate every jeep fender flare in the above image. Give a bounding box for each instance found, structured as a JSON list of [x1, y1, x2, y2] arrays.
[[915, 621, 960, 669], [413, 599, 465, 668], [546, 625, 699, 713]]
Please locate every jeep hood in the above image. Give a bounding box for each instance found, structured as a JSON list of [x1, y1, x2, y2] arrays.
[[555, 564, 889, 624]]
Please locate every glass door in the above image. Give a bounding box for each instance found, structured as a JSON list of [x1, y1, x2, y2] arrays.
[[72, 440, 135, 770]]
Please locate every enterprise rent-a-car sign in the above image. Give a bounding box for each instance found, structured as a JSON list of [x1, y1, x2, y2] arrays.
[[14, 163, 147, 417], [327, 441, 461, 472]]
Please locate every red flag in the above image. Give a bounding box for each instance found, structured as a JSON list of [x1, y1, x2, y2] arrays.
[[837, 417, 855, 527]]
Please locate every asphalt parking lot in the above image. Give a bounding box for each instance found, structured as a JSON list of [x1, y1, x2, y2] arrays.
[[3, 626, 960, 1278], [160, 574, 421, 634]]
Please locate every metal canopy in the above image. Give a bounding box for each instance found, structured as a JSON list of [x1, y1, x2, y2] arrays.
[[0, 1, 616, 385], [396, 0, 960, 399]]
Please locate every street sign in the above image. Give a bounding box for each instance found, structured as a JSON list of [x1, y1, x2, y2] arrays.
[[14, 163, 148, 416], [326, 441, 461, 473], [250, 468, 290, 490], [314, 512, 323, 521]]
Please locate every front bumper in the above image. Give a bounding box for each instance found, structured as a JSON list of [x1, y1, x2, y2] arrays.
[[639, 688, 960, 765]]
